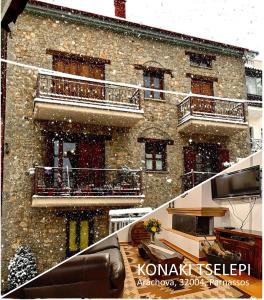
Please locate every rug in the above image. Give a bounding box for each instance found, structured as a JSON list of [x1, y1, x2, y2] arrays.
[[121, 244, 251, 299]]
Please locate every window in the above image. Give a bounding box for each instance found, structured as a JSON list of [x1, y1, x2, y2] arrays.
[[143, 71, 164, 100], [246, 76, 262, 96], [145, 141, 167, 171], [189, 53, 212, 69]]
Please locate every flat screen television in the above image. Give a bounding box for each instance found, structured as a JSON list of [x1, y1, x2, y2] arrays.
[[211, 165, 261, 199]]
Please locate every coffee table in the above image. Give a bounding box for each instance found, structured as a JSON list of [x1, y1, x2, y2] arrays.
[[138, 239, 184, 279]]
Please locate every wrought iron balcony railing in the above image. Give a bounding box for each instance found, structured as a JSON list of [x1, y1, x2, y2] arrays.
[[177, 96, 246, 125], [250, 138, 262, 153], [181, 170, 216, 192], [35, 72, 141, 110], [33, 166, 142, 197]]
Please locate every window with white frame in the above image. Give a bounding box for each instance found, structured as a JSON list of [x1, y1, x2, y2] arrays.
[[246, 76, 262, 96]]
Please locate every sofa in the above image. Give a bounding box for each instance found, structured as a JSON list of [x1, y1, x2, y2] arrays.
[[6, 235, 126, 298]]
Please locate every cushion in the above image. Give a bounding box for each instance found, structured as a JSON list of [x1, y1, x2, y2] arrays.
[[83, 234, 120, 254], [97, 248, 125, 290]]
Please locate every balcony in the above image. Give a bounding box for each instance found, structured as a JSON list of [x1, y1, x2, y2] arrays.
[[33, 72, 144, 127], [181, 170, 216, 192], [177, 96, 248, 136], [32, 167, 144, 207], [251, 138, 262, 153]]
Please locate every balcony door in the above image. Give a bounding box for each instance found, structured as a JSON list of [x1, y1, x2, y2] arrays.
[[182, 143, 229, 191], [191, 79, 214, 113], [53, 56, 105, 99], [52, 137, 105, 191], [66, 213, 95, 257], [183, 143, 229, 174]]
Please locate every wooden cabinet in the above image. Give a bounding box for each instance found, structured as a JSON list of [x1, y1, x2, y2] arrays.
[[215, 227, 262, 279]]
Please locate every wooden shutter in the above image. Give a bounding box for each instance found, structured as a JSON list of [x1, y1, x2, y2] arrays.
[[75, 141, 105, 187], [183, 146, 196, 172], [53, 58, 66, 94], [191, 79, 214, 96], [45, 135, 54, 166], [91, 142, 105, 187], [91, 142, 105, 169], [78, 62, 90, 97], [218, 149, 230, 171], [191, 79, 202, 94], [201, 81, 214, 96], [191, 79, 214, 112], [52, 56, 105, 99], [88, 64, 105, 99], [53, 57, 78, 96]]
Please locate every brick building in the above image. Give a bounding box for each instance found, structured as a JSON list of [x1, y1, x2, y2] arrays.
[[1, 0, 257, 287]]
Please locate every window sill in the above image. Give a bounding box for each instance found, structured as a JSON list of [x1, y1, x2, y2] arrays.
[[145, 170, 169, 174], [144, 98, 166, 102]]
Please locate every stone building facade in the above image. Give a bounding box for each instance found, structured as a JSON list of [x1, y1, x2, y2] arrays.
[[1, 1, 254, 289]]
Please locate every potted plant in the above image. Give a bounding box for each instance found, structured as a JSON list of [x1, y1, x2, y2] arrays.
[[144, 218, 162, 242]]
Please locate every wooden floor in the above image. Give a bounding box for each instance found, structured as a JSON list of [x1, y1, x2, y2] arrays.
[[161, 239, 262, 298]]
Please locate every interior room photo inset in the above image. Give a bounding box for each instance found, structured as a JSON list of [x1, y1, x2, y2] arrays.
[[3, 151, 262, 299]]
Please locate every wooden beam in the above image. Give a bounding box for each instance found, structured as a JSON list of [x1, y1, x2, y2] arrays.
[[166, 207, 228, 217], [186, 73, 218, 82], [46, 49, 111, 65]]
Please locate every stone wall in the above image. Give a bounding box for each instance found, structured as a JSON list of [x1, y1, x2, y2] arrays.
[[94, 212, 110, 243], [1, 11, 250, 290]]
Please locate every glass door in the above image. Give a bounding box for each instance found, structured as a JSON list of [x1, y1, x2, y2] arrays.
[[53, 140, 77, 190], [67, 216, 94, 257], [51, 136, 105, 194]]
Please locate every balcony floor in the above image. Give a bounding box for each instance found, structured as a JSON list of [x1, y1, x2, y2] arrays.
[[33, 97, 144, 127], [178, 116, 248, 136], [32, 195, 145, 208]]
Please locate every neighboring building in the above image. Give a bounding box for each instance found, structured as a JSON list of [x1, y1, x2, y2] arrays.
[[245, 60, 262, 153], [1, 0, 256, 287]]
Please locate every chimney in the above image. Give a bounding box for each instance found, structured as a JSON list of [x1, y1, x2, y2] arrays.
[[114, 0, 126, 18]]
